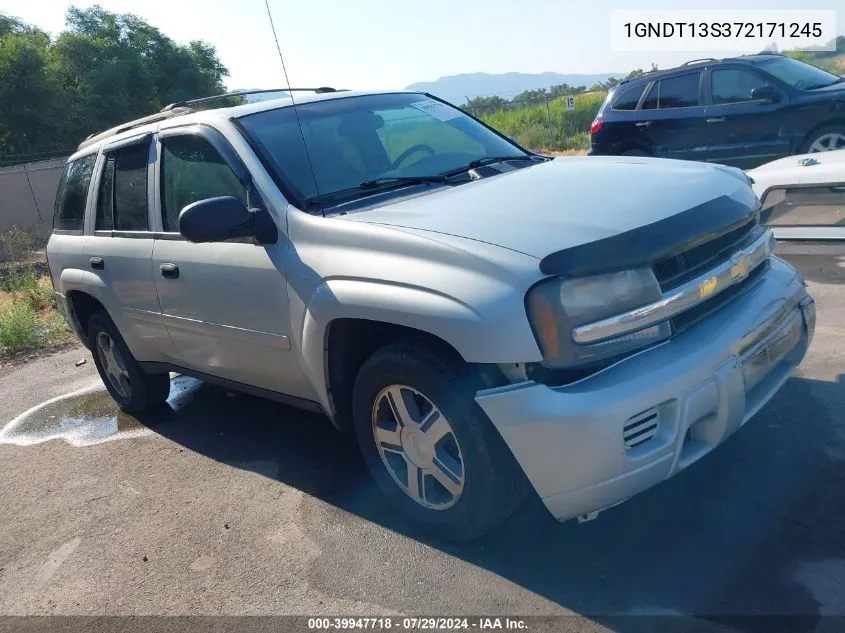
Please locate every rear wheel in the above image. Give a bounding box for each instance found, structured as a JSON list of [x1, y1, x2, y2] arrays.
[[352, 340, 528, 540], [88, 311, 170, 413], [801, 126, 845, 154]]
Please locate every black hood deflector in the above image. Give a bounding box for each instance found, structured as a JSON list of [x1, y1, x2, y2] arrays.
[[539, 195, 759, 277]]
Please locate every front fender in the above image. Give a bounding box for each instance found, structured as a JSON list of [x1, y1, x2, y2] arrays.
[[297, 277, 541, 417]]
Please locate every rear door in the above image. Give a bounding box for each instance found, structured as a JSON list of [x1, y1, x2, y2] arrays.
[[703, 66, 790, 168], [83, 135, 173, 362], [633, 71, 711, 160]]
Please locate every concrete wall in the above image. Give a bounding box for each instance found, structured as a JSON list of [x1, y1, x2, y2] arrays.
[[0, 157, 68, 234]]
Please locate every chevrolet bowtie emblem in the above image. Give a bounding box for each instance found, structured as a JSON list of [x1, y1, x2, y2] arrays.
[[730, 253, 751, 282], [699, 277, 718, 299]]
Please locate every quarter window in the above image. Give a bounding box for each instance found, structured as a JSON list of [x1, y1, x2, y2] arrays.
[[160, 135, 247, 233], [611, 84, 646, 110], [53, 154, 96, 231], [711, 69, 770, 104]]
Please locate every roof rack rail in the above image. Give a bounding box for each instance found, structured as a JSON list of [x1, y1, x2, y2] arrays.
[[681, 58, 717, 66], [77, 87, 344, 152], [161, 87, 338, 111], [77, 107, 193, 151]]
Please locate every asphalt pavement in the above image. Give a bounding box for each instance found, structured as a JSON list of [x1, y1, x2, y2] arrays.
[[0, 253, 843, 632]]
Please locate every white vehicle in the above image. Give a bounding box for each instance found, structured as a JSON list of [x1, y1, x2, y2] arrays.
[[749, 149, 845, 242], [47, 88, 815, 539]]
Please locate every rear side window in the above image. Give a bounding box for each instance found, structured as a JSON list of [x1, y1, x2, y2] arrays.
[[643, 73, 701, 110], [53, 154, 96, 231], [611, 84, 646, 110], [96, 143, 150, 232]]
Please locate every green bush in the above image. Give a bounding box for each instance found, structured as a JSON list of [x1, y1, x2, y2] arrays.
[[44, 310, 73, 345], [0, 301, 40, 353], [2, 265, 53, 311]]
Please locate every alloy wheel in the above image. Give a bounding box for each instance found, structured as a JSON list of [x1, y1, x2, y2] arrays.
[[808, 133, 845, 153], [96, 331, 131, 399], [371, 384, 465, 510]]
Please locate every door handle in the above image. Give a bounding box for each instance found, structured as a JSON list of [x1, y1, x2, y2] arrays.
[[706, 117, 726, 123], [160, 263, 179, 279], [89, 257, 104, 270], [635, 121, 652, 127]]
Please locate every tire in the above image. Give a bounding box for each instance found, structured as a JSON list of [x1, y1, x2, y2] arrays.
[[87, 311, 170, 413], [352, 339, 528, 540], [800, 125, 845, 154]]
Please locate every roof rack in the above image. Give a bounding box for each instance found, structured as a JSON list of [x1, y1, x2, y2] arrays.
[[161, 87, 338, 111], [77, 107, 193, 150], [681, 58, 717, 66], [76, 87, 341, 151]]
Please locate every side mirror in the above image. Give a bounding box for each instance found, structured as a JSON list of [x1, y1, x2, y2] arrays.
[[178, 196, 277, 244], [751, 86, 780, 103]]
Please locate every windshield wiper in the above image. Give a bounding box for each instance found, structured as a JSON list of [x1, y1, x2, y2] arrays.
[[305, 175, 448, 208], [359, 175, 447, 189], [442, 154, 543, 177]]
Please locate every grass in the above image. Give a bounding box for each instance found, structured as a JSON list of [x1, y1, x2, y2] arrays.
[[0, 229, 75, 356], [479, 92, 605, 152]]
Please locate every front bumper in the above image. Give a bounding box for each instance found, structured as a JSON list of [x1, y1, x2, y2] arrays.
[[476, 257, 814, 522]]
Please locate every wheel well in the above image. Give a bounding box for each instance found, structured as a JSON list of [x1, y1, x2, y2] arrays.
[[799, 118, 845, 152], [325, 319, 464, 432], [65, 291, 106, 343]]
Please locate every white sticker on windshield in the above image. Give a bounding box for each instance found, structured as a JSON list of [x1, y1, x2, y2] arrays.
[[409, 99, 462, 122]]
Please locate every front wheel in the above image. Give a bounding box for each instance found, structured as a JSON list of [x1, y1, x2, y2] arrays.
[[801, 126, 845, 154], [352, 340, 528, 540], [88, 311, 171, 413]]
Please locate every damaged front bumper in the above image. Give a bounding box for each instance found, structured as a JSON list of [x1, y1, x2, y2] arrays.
[[476, 257, 814, 522]]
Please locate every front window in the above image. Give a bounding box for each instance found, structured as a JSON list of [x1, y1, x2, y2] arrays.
[[237, 93, 528, 206], [755, 56, 841, 90]]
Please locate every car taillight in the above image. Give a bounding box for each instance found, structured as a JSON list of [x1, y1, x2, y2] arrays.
[[590, 120, 603, 135]]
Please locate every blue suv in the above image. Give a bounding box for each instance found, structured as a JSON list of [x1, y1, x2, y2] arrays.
[[588, 54, 845, 169]]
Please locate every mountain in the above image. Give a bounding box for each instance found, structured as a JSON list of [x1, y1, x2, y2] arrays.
[[405, 72, 621, 102]]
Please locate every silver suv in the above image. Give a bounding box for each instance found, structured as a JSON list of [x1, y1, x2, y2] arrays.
[[47, 88, 815, 539]]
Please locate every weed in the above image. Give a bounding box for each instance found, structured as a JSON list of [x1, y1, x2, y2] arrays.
[[0, 226, 39, 264], [0, 301, 40, 353]]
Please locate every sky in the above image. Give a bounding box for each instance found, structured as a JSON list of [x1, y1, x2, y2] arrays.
[[1, 0, 843, 97]]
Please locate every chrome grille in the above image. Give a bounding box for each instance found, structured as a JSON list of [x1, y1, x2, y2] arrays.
[[654, 221, 760, 291], [623, 408, 659, 449]]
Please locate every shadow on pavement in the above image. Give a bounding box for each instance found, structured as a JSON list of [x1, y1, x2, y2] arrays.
[[117, 368, 844, 630]]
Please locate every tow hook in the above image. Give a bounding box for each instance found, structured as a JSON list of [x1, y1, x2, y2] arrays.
[[577, 511, 600, 523]]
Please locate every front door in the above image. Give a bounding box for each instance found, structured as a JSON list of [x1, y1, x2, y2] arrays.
[[150, 129, 297, 394], [704, 67, 790, 169]]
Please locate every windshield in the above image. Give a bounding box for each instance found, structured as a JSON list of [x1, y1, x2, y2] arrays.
[[237, 93, 527, 205], [755, 56, 841, 90]]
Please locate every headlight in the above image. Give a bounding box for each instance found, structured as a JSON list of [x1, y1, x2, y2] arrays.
[[526, 268, 670, 368]]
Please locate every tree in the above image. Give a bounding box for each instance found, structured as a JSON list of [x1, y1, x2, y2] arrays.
[[0, 19, 58, 159], [464, 95, 508, 113], [0, 5, 230, 165]]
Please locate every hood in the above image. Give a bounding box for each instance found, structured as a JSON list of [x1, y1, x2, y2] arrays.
[[807, 80, 845, 95], [748, 150, 845, 197], [343, 156, 757, 261]]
